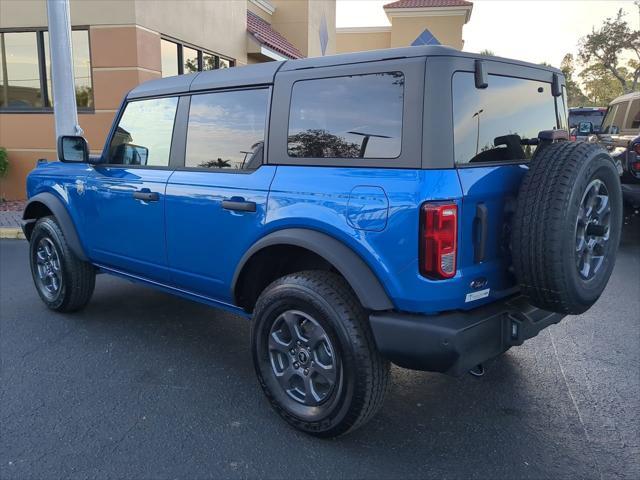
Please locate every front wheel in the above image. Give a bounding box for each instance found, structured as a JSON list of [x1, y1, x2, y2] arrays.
[[251, 271, 390, 437], [29, 216, 96, 312]]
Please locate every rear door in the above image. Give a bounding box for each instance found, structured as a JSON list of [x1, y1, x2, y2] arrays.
[[164, 87, 274, 303], [449, 62, 567, 295]]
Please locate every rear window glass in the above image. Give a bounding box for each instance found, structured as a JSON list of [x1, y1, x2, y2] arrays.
[[568, 110, 605, 129], [287, 72, 404, 159], [453, 73, 559, 165]]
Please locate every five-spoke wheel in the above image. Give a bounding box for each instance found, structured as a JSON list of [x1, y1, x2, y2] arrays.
[[251, 271, 390, 437], [34, 237, 62, 300], [268, 310, 337, 406]]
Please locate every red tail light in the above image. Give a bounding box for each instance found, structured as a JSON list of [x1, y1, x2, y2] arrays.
[[633, 143, 640, 156], [420, 203, 458, 279]]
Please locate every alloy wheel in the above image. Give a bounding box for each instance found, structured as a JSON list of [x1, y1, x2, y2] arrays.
[[267, 310, 338, 406], [574, 179, 610, 280]]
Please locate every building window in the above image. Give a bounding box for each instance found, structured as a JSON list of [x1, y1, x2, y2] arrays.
[[0, 28, 93, 111], [160, 39, 179, 77], [160, 37, 234, 77], [287, 72, 404, 159], [185, 89, 269, 170], [0, 32, 43, 108]]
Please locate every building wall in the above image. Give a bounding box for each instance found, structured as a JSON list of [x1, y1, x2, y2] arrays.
[[336, 29, 391, 54], [0, 0, 248, 200], [389, 15, 465, 49], [306, 0, 336, 57], [270, 0, 335, 58], [270, 0, 309, 57], [134, 1, 248, 66], [0, 0, 337, 200]]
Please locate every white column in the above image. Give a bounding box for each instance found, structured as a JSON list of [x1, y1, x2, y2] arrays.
[[46, 0, 83, 138]]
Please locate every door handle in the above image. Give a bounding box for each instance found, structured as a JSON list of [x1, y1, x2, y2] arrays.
[[222, 198, 256, 212], [133, 190, 160, 202]]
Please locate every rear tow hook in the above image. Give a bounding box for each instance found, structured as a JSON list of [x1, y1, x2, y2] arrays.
[[469, 364, 485, 377]]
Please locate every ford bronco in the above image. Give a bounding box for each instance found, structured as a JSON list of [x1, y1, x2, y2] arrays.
[[22, 46, 623, 437]]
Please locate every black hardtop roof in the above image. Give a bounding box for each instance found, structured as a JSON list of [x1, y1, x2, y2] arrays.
[[127, 45, 562, 100]]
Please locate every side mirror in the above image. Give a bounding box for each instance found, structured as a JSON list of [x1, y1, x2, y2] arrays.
[[114, 143, 149, 166], [578, 121, 594, 134], [58, 135, 89, 163]]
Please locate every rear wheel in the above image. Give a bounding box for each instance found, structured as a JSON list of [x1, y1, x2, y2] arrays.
[[251, 271, 390, 437], [512, 141, 622, 314], [29, 216, 95, 312]]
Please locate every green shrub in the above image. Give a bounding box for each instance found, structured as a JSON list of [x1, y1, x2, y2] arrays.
[[0, 147, 7, 178]]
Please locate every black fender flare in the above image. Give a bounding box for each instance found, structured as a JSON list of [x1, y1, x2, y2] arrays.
[[22, 192, 88, 261], [232, 228, 394, 311]]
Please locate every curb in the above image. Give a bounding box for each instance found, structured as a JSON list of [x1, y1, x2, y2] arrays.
[[0, 228, 25, 240]]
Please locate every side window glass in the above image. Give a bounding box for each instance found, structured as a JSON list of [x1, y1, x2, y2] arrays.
[[185, 89, 269, 170], [602, 102, 627, 134], [107, 97, 178, 166], [601, 104, 618, 134], [624, 99, 639, 130], [287, 72, 404, 159], [453, 73, 558, 164]]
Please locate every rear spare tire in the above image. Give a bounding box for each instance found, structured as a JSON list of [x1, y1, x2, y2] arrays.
[[512, 141, 622, 315]]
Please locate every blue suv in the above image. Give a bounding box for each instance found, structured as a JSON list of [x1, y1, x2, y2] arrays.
[[22, 46, 622, 437]]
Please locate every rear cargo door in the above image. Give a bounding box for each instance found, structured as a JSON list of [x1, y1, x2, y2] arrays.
[[451, 66, 567, 296]]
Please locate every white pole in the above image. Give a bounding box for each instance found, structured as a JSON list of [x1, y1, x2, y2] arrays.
[[46, 0, 83, 138]]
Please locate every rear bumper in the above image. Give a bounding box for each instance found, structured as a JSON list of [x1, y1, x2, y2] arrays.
[[369, 295, 564, 376]]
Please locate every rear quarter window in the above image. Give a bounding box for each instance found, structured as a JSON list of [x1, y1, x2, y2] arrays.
[[287, 72, 404, 159], [453, 72, 559, 165]]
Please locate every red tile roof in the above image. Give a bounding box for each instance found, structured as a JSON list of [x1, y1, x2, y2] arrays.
[[247, 11, 303, 60], [384, 0, 472, 8]]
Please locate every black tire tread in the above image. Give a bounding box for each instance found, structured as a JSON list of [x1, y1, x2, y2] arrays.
[[253, 270, 390, 437], [511, 141, 619, 314], [31, 216, 95, 312]]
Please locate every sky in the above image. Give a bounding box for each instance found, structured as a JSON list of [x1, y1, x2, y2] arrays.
[[336, 0, 640, 68]]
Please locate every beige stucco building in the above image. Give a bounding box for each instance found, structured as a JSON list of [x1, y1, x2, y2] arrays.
[[336, 0, 472, 53], [0, 0, 471, 200], [0, 0, 336, 200]]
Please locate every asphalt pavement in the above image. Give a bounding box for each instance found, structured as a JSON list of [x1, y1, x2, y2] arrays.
[[1, 219, 639, 479]]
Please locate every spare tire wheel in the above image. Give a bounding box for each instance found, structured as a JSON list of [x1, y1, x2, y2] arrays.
[[512, 141, 622, 315]]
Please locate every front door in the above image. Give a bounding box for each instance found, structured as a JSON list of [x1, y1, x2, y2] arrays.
[[83, 96, 180, 283], [165, 88, 274, 303]]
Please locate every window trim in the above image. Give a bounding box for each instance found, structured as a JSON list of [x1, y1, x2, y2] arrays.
[[0, 26, 94, 113], [268, 57, 425, 169], [178, 86, 273, 173]]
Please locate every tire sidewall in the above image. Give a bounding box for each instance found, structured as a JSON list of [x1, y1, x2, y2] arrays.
[[29, 218, 68, 310], [251, 281, 359, 434], [562, 153, 622, 310]]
